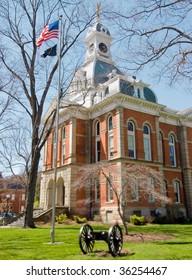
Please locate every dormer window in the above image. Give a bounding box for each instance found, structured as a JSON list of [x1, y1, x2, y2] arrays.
[[137, 88, 141, 98], [101, 26, 107, 33]]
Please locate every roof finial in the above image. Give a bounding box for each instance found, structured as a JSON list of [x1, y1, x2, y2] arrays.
[[96, 3, 101, 22]]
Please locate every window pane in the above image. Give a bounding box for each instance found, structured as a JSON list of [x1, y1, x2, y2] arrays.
[[128, 134, 135, 158], [63, 127, 66, 139], [169, 135, 176, 166], [96, 122, 100, 136], [169, 135, 174, 143], [137, 88, 141, 98], [143, 125, 149, 134], [144, 138, 151, 160], [128, 122, 134, 131], [62, 144, 65, 163], [174, 182, 180, 203], [96, 140, 101, 162], [108, 116, 113, 131], [109, 135, 114, 158]]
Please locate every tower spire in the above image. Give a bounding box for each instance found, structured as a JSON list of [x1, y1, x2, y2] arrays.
[[96, 3, 101, 22]]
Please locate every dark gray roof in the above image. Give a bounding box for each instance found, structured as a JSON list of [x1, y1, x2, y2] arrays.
[[95, 23, 110, 36], [92, 59, 157, 104], [120, 80, 134, 96], [144, 87, 157, 103], [94, 59, 123, 84]]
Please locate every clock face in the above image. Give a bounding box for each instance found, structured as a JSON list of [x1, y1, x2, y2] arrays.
[[99, 42, 108, 53]]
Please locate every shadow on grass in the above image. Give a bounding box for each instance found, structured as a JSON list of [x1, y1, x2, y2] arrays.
[[78, 249, 135, 258], [163, 241, 192, 245]]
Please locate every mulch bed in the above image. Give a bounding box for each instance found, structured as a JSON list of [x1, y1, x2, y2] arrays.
[[123, 233, 175, 242]]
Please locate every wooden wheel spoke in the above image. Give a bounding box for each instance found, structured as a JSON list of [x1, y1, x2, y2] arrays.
[[108, 224, 123, 257], [79, 224, 94, 254]]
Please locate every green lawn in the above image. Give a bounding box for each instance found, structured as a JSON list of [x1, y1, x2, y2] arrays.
[[0, 224, 192, 260]]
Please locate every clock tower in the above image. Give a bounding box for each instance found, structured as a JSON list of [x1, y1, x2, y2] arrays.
[[67, 4, 123, 105], [84, 5, 113, 63]]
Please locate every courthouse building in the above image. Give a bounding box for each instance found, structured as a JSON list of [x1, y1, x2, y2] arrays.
[[39, 16, 192, 223]]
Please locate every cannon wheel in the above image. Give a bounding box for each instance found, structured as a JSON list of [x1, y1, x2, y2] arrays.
[[108, 224, 123, 257], [79, 224, 95, 254]]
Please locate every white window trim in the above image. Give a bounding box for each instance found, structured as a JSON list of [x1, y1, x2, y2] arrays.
[[62, 126, 66, 165], [169, 134, 176, 167], [174, 181, 181, 203], [143, 125, 151, 161], [95, 121, 100, 163], [108, 116, 114, 160], [128, 121, 136, 159]]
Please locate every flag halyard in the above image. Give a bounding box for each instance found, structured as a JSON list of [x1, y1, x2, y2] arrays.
[[36, 20, 59, 48]]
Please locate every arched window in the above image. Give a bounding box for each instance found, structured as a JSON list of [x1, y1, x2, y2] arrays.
[[95, 121, 100, 162], [174, 181, 181, 203], [108, 115, 114, 159], [137, 88, 141, 99], [169, 134, 176, 167], [61, 126, 66, 164], [128, 121, 136, 158], [143, 124, 151, 161]]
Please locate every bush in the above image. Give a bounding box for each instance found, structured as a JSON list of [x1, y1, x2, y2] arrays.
[[153, 215, 170, 224], [73, 215, 87, 224], [93, 214, 102, 222], [130, 215, 146, 225], [56, 213, 68, 224]]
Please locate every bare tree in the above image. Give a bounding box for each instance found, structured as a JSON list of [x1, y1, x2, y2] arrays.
[[107, 0, 192, 86], [0, 0, 98, 227], [0, 95, 13, 136], [74, 161, 170, 235]]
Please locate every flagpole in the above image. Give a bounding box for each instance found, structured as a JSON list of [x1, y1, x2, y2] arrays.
[[51, 15, 63, 244]]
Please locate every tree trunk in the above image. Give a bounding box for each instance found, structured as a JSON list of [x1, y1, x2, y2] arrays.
[[117, 202, 128, 235], [24, 149, 40, 228]]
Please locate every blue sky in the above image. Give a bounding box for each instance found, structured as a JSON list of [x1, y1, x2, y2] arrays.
[[151, 83, 192, 112], [98, 0, 192, 112]]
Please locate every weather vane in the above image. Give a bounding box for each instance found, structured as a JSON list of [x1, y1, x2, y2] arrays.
[[96, 3, 101, 22]]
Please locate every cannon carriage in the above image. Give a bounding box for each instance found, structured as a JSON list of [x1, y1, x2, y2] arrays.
[[79, 223, 123, 257]]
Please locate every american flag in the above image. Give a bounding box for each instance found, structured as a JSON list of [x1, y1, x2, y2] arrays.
[[36, 20, 59, 48]]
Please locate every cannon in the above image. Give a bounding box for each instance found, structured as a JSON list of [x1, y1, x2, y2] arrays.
[[79, 223, 123, 257]]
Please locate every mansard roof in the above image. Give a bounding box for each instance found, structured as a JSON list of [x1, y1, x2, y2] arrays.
[[94, 59, 123, 84]]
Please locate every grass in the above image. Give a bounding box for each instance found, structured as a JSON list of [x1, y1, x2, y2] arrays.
[[0, 223, 192, 260]]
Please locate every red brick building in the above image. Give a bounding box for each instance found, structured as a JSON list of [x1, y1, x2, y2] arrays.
[[39, 17, 192, 223], [0, 187, 25, 214]]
